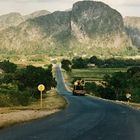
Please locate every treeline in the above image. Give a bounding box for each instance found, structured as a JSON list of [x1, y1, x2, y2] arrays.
[[0, 60, 56, 106], [88, 56, 140, 68], [61, 56, 140, 71]]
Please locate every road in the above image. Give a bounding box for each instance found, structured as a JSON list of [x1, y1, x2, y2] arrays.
[[0, 65, 140, 140]]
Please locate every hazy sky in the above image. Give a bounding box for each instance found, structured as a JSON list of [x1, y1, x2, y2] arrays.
[[0, 0, 140, 17]]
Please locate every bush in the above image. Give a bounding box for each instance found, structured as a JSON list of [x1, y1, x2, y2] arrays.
[[0, 63, 56, 107], [0, 88, 34, 107], [0, 60, 17, 73], [131, 88, 140, 103], [15, 65, 56, 91], [16, 91, 33, 106], [72, 57, 88, 69], [85, 82, 97, 94], [0, 94, 12, 107], [0, 74, 14, 84], [97, 86, 116, 100]]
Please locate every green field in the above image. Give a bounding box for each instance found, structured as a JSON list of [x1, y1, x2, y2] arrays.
[[71, 68, 127, 81]]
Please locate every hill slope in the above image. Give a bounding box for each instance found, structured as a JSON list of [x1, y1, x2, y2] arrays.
[[0, 10, 50, 31], [0, 13, 24, 31]]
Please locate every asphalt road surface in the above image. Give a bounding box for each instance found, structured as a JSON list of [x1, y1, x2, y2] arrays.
[[0, 65, 140, 140]]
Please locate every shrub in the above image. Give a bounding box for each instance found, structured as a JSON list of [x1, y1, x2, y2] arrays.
[[72, 57, 88, 69], [15, 65, 56, 91], [85, 82, 97, 94], [97, 86, 116, 100], [0, 60, 17, 73]]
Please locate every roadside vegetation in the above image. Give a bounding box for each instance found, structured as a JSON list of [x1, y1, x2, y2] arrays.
[[0, 60, 56, 107], [61, 56, 140, 103], [0, 89, 67, 128], [0, 60, 68, 128]]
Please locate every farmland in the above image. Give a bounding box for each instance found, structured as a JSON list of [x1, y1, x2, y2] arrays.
[[70, 68, 127, 81]]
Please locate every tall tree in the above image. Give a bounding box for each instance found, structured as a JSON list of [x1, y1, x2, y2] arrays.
[[61, 59, 72, 72]]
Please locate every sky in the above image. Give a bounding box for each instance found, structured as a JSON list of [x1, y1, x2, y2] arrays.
[[0, 0, 140, 17]]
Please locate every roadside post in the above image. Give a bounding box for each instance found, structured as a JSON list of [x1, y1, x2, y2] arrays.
[[38, 84, 45, 109], [126, 93, 131, 104]]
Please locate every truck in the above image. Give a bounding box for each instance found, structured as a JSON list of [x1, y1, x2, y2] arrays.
[[73, 80, 86, 96]]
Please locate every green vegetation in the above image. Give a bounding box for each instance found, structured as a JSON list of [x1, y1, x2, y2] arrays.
[[0, 60, 17, 73], [64, 56, 140, 103], [70, 67, 140, 102], [71, 56, 140, 69], [102, 67, 140, 102], [61, 59, 72, 72], [63, 56, 140, 81], [72, 57, 88, 69], [0, 60, 56, 107], [71, 68, 127, 81]]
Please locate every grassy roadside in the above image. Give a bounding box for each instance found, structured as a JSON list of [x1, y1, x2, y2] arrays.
[[0, 89, 67, 129]]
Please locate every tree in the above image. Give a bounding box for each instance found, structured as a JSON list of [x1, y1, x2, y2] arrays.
[[105, 72, 128, 100], [72, 57, 88, 69], [97, 86, 115, 100], [0, 74, 14, 84], [15, 65, 56, 91], [61, 59, 72, 72], [0, 60, 17, 73], [127, 67, 140, 77], [89, 56, 98, 64]]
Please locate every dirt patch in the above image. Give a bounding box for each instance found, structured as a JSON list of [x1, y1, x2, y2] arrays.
[[0, 89, 67, 129]]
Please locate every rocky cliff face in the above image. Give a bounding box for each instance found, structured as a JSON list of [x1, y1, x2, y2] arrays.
[[68, 1, 135, 57], [124, 17, 140, 48], [71, 1, 123, 41], [0, 1, 137, 56]]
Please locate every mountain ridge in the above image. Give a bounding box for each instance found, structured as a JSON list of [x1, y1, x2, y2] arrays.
[[0, 10, 50, 31]]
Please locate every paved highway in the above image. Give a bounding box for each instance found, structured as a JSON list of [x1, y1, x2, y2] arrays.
[[0, 65, 140, 140]]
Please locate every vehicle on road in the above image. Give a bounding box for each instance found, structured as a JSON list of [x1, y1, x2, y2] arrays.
[[73, 80, 86, 96]]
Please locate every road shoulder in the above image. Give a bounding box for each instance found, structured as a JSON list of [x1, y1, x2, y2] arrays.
[[0, 89, 67, 129]]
